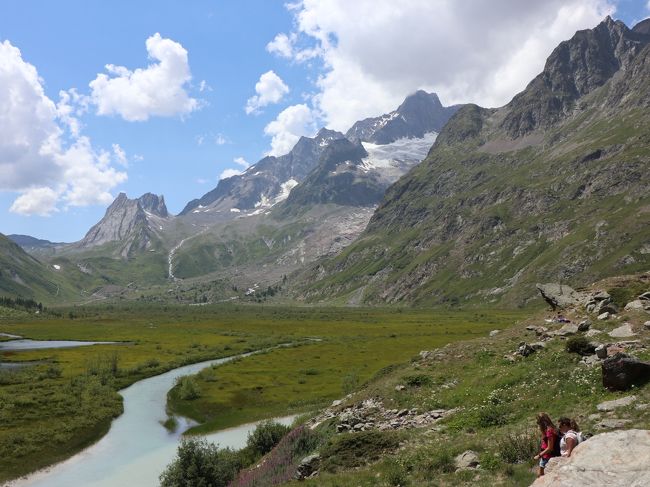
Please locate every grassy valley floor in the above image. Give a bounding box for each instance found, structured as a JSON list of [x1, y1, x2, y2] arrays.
[[0, 304, 524, 483]]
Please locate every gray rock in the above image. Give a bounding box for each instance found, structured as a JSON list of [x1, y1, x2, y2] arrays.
[[602, 353, 650, 391], [598, 312, 610, 320], [595, 344, 608, 359], [536, 283, 586, 310], [597, 395, 637, 411], [454, 450, 480, 469], [489, 329, 500, 337], [555, 323, 579, 336], [517, 343, 536, 357], [585, 328, 603, 337], [296, 453, 320, 480], [395, 385, 406, 392], [645, 321, 650, 330], [530, 342, 547, 351], [595, 418, 632, 429], [577, 320, 591, 332], [531, 430, 650, 486], [639, 292, 650, 301], [624, 300, 650, 311], [609, 324, 636, 338]]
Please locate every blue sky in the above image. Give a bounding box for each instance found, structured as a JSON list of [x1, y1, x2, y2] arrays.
[[0, 0, 647, 242]]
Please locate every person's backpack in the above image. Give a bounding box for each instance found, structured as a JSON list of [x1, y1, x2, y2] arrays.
[[552, 429, 562, 457]]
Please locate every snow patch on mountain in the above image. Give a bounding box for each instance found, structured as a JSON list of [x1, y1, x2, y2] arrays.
[[361, 131, 438, 171]]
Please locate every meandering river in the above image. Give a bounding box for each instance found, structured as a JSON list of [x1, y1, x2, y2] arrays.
[[6, 345, 297, 487]]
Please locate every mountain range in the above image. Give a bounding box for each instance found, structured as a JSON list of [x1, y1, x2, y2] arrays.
[[2, 17, 649, 307]]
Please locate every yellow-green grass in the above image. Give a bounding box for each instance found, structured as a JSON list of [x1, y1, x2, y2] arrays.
[[0, 305, 523, 482], [167, 309, 526, 433]]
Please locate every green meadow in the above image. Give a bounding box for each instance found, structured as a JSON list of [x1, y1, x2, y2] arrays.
[[0, 304, 524, 482]]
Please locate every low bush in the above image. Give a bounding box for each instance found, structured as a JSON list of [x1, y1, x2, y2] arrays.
[[176, 375, 201, 400], [320, 430, 401, 471], [566, 336, 595, 356], [404, 374, 434, 387], [496, 430, 539, 464], [246, 421, 291, 457]]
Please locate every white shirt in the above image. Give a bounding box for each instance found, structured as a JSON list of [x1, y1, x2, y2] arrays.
[[560, 430, 579, 457]]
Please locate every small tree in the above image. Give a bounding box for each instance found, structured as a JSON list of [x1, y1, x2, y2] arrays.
[[160, 438, 243, 487]]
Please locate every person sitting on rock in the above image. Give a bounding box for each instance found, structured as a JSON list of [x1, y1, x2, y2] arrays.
[[533, 412, 558, 476], [558, 417, 579, 457]]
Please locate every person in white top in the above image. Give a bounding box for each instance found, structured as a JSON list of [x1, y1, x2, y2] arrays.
[[558, 417, 580, 457]]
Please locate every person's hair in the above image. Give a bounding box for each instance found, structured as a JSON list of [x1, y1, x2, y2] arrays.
[[558, 417, 580, 431], [537, 412, 556, 433]]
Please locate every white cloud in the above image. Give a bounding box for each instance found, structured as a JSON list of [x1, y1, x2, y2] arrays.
[[264, 103, 316, 156], [112, 143, 128, 166], [277, 0, 615, 131], [198, 80, 212, 92], [214, 133, 228, 145], [89, 33, 199, 121], [233, 156, 249, 168], [245, 70, 290, 114], [219, 156, 250, 180], [0, 40, 127, 216], [10, 187, 59, 217], [266, 33, 294, 58]]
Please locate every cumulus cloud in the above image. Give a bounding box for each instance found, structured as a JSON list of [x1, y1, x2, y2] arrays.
[[273, 0, 615, 131], [245, 70, 290, 114], [89, 33, 199, 121], [264, 104, 316, 156], [219, 156, 250, 180], [0, 40, 126, 216]]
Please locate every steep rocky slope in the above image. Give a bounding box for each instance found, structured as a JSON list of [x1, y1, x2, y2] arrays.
[[77, 192, 171, 258], [180, 129, 345, 217], [294, 17, 650, 306]]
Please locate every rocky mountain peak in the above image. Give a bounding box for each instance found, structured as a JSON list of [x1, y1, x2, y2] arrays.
[[633, 18, 650, 36], [502, 16, 650, 137], [78, 192, 169, 256], [345, 90, 460, 145], [137, 193, 168, 217]]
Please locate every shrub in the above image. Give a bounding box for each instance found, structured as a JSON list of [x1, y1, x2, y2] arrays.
[[320, 430, 401, 471], [176, 375, 201, 400], [246, 421, 291, 457], [496, 430, 539, 464], [477, 405, 508, 427], [404, 374, 434, 387], [385, 458, 409, 486], [420, 449, 456, 474], [566, 336, 595, 356], [160, 438, 243, 487]]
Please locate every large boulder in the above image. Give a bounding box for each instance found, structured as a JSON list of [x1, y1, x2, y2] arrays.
[[536, 283, 586, 310], [295, 453, 320, 479], [608, 324, 636, 338], [602, 353, 650, 391], [530, 429, 650, 486], [454, 450, 480, 469]]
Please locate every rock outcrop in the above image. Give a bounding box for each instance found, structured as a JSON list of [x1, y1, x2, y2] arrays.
[[531, 429, 650, 486], [602, 353, 650, 391]]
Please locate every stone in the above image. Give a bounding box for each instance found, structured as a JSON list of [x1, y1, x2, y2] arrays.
[[624, 300, 648, 311], [581, 355, 601, 367], [597, 395, 637, 411], [608, 324, 636, 338], [296, 453, 320, 480], [644, 321, 650, 330], [454, 450, 480, 469], [595, 344, 608, 359], [489, 329, 500, 337], [598, 312, 610, 320], [530, 342, 546, 351], [602, 353, 650, 391], [531, 430, 650, 486], [577, 320, 591, 332], [639, 292, 650, 301], [331, 400, 342, 407], [536, 283, 586, 310], [585, 328, 603, 337], [395, 385, 406, 391], [596, 302, 619, 315], [555, 323, 579, 336], [595, 418, 632, 429], [517, 343, 536, 357]]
